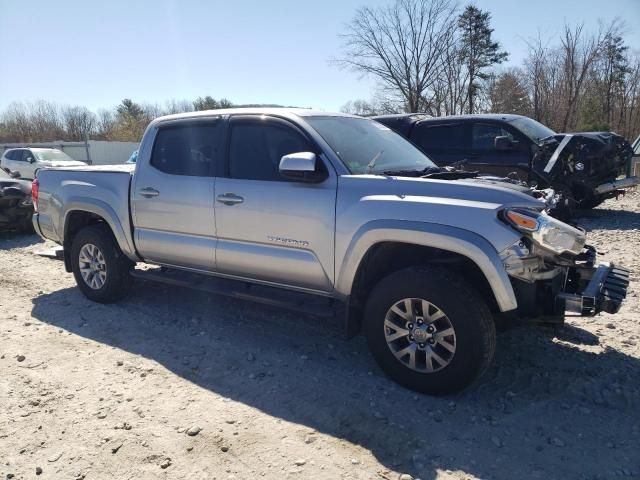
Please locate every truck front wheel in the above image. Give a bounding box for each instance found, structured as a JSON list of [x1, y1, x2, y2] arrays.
[[364, 266, 496, 395], [71, 224, 133, 303]]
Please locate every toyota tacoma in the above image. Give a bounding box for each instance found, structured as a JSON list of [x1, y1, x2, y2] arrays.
[[32, 109, 630, 395]]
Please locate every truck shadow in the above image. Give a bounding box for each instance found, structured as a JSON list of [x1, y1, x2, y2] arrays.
[[31, 283, 640, 480], [0, 232, 44, 249], [575, 208, 640, 231]]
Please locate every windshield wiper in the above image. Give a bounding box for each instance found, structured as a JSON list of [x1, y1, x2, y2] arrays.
[[366, 150, 384, 173], [382, 166, 441, 177]]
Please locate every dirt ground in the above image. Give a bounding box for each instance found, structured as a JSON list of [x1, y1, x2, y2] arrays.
[[1, 193, 639, 480]]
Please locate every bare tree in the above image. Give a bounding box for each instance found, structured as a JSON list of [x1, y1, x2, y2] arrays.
[[29, 100, 64, 141], [0, 102, 33, 142], [62, 106, 96, 141], [95, 109, 116, 140], [340, 99, 379, 116], [336, 0, 458, 113], [558, 23, 605, 131]]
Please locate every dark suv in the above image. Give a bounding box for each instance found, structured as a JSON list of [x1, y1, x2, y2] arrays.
[[374, 113, 638, 209]]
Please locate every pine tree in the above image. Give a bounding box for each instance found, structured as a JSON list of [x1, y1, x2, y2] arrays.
[[458, 5, 508, 113]]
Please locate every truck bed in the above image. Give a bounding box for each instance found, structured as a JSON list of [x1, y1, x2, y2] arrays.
[[34, 166, 137, 259]]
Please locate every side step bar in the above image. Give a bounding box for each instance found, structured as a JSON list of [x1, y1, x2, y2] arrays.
[[130, 267, 338, 318]]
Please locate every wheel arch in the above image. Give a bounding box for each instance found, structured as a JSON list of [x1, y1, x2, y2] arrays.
[[62, 202, 138, 271], [337, 221, 518, 337]]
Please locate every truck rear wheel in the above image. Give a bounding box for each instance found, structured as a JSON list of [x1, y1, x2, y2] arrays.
[[71, 224, 133, 303], [364, 266, 495, 395]]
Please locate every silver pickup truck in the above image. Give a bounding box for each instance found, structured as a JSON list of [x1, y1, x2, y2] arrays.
[[32, 108, 630, 395]]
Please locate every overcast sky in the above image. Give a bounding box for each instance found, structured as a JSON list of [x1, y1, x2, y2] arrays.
[[1, 0, 638, 113]]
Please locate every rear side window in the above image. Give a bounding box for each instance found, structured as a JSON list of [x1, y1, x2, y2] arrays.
[[471, 123, 514, 150], [6, 150, 23, 161], [228, 120, 311, 181], [151, 122, 222, 176], [411, 123, 466, 151]]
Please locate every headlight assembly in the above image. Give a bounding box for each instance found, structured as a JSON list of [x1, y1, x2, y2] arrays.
[[502, 208, 586, 256]]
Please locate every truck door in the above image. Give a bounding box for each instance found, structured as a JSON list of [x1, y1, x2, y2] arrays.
[[214, 115, 336, 292], [131, 119, 224, 271], [467, 122, 530, 180]]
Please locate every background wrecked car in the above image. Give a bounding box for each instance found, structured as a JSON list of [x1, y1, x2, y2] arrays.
[[374, 114, 638, 214], [0, 167, 33, 232]]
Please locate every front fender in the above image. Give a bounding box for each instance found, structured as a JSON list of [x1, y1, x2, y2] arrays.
[[335, 220, 518, 312]]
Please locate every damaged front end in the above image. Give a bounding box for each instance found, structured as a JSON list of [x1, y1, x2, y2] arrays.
[[419, 168, 562, 214], [499, 208, 630, 319], [532, 132, 639, 207]]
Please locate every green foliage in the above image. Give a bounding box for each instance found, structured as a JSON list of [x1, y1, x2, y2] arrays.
[[457, 5, 508, 113], [489, 70, 531, 115]]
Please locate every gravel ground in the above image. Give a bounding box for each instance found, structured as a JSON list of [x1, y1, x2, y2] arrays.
[[1, 192, 639, 480]]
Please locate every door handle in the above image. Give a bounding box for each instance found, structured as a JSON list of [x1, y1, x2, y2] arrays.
[[216, 193, 244, 205], [139, 187, 160, 198]]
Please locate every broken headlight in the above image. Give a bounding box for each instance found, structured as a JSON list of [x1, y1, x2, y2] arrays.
[[501, 208, 586, 256]]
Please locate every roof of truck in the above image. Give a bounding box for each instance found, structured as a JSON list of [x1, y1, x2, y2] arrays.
[[151, 108, 358, 126], [374, 113, 528, 123]]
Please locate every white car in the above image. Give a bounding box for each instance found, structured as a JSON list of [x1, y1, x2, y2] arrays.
[[0, 147, 87, 179]]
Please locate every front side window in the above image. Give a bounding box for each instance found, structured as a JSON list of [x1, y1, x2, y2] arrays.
[[306, 116, 436, 175], [471, 124, 515, 151], [23, 150, 36, 162], [151, 122, 222, 176], [228, 120, 311, 181]]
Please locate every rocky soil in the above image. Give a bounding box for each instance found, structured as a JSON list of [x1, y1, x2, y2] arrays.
[[1, 192, 639, 480]]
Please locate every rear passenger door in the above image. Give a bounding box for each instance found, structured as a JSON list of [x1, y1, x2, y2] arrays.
[[467, 122, 530, 179], [409, 122, 468, 167], [213, 115, 336, 292], [131, 119, 224, 271]]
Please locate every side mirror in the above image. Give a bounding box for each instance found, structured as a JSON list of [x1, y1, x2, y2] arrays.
[[27, 157, 36, 163], [494, 136, 512, 151], [9, 170, 21, 178], [279, 152, 326, 183]]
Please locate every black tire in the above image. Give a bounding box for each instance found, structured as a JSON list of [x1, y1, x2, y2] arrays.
[[364, 266, 496, 395], [71, 224, 133, 303], [578, 194, 606, 210], [19, 216, 35, 234]]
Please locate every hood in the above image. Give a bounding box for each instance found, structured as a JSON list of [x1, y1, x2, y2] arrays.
[[376, 166, 555, 210], [39, 160, 88, 168], [349, 174, 545, 209]]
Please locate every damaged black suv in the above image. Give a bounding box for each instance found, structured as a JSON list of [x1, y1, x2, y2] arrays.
[[374, 113, 638, 210]]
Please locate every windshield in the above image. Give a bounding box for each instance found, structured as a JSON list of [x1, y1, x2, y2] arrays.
[[33, 149, 75, 162], [508, 117, 556, 144], [305, 116, 437, 174]]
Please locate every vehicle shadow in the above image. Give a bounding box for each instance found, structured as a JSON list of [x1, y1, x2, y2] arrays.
[[575, 207, 640, 231], [0, 231, 44, 250], [31, 283, 640, 479]]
